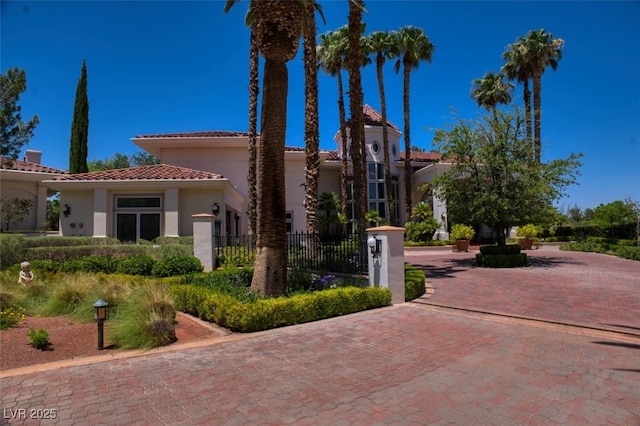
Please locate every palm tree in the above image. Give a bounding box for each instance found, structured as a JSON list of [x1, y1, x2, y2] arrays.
[[346, 0, 367, 239], [317, 27, 350, 229], [363, 30, 395, 225], [225, 0, 305, 295], [503, 29, 564, 163], [317, 27, 350, 230], [302, 1, 320, 234], [471, 71, 513, 121], [502, 41, 533, 142], [521, 29, 564, 163], [392, 26, 435, 222], [247, 26, 259, 238]]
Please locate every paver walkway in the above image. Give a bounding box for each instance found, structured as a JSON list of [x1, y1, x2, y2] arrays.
[[1, 250, 639, 425], [406, 247, 640, 335]]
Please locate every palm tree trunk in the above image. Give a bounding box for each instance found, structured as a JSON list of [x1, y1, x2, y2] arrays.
[[523, 79, 532, 145], [376, 55, 394, 226], [303, 3, 319, 234], [403, 61, 412, 222], [252, 59, 288, 296], [247, 29, 259, 238], [337, 72, 349, 233], [347, 0, 366, 238], [533, 72, 542, 163]]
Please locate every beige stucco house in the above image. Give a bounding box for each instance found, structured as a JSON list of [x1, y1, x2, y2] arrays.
[[0, 150, 67, 231], [7, 106, 450, 241]]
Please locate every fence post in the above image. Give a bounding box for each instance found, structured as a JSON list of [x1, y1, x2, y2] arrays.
[[192, 213, 216, 272], [367, 226, 406, 304]]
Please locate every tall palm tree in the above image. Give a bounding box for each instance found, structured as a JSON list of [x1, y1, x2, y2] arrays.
[[392, 26, 434, 222], [521, 29, 564, 163], [303, 1, 320, 234], [471, 71, 513, 121], [502, 41, 533, 142], [317, 27, 350, 228], [247, 26, 259, 238], [364, 30, 395, 225], [346, 0, 367, 238], [225, 0, 305, 295]]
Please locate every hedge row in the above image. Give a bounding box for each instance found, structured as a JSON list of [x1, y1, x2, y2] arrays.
[[476, 253, 528, 268], [554, 222, 636, 240], [560, 242, 640, 261], [404, 264, 426, 301], [479, 244, 522, 255], [169, 285, 392, 332], [25, 254, 204, 277]]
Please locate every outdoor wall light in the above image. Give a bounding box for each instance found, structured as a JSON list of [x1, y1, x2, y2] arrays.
[[93, 299, 109, 350], [63, 204, 71, 217], [367, 235, 382, 258], [212, 203, 220, 216]]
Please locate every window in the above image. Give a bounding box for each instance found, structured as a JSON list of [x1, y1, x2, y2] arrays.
[[367, 163, 386, 220], [115, 196, 162, 243], [371, 142, 380, 154], [286, 211, 293, 233]]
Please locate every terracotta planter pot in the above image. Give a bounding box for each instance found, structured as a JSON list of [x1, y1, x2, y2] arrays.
[[519, 238, 534, 250], [455, 239, 470, 252]]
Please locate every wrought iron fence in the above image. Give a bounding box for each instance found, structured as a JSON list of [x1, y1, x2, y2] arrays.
[[214, 232, 368, 275]]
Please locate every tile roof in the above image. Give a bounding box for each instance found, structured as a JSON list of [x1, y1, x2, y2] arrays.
[[363, 105, 401, 131], [324, 150, 441, 162], [135, 130, 251, 138], [401, 151, 442, 162], [52, 164, 223, 181], [0, 157, 68, 174]]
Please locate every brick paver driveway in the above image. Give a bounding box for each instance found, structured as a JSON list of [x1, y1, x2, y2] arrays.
[[1, 248, 639, 425], [406, 247, 640, 335]]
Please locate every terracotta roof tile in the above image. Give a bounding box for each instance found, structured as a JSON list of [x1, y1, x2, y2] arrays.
[[0, 157, 68, 174], [401, 151, 442, 162], [52, 164, 223, 181], [135, 130, 251, 138], [363, 105, 400, 131]]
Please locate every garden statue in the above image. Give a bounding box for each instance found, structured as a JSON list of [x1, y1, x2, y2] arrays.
[[18, 261, 35, 286]]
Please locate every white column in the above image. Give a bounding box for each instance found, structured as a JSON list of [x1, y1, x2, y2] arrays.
[[93, 189, 108, 238], [367, 225, 406, 304], [432, 189, 449, 241], [165, 188, 179, 237], [193, 213, 216, 272], [36, 185, 48, 230]]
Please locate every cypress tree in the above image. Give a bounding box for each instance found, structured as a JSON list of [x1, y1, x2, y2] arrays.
[[69, 60, 89, 173]]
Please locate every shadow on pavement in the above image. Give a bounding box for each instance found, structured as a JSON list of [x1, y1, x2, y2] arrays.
[[412, 257, 476, 279], [527, 255, 587, 268], [600, 323, 640, 332], [592, 341, 640, 350]]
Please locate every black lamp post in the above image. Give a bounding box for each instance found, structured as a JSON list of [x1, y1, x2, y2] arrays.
[[93, 299, 108, 350], [367, 235, 382, 258]]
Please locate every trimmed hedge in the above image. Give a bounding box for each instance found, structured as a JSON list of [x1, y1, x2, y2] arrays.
[[555, 222, 636, 240], [169, 285, 391, 332], [479, 244, 522, 255], [560, 242, 640, 261], [476, 253, 528, 268], [22, 236, 120, 248], [404, 264, 426, 301]]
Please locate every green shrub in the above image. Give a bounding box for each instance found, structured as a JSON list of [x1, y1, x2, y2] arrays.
[[29, 259, 62, 274], [0, 234, 27, 269], [27, 327, 50, 350], [152, 255, 203, 277], [154, 236, 193, 246], [479, 244, 522, 255], [516, 224, 539, 239], [560, 242, 640, 261], [217, 247, 256, 268], [404, 221, 437, 242], [0, 306, 26, 329], [78, 255, 118, 274], [23, 236, 119, 248], [117, 255, 155, 276], [169, 284, 391, 333], [404, 264, 426, 301], [450, 224, 475, 241], [476, 253, 528, 268], [156, 244, 192, 260]]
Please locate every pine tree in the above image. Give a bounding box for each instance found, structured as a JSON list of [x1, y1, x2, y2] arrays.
[[69, 60, 89, 173]]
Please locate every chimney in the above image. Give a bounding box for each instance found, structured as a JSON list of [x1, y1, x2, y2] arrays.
[[24, 150, 42, 164]]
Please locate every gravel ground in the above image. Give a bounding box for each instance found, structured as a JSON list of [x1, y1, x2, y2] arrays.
[[0, 313, 226, 371]]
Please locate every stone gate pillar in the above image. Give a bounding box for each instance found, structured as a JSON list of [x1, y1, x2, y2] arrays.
[[192, 213, 216, 272], [367, 225, 405, 304]]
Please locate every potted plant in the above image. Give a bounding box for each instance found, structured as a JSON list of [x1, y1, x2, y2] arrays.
[[450, 224, 475, 252], [516, 223, 538, 250]]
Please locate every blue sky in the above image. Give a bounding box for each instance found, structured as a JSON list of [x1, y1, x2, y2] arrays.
[[2, 1, 639, 210]]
